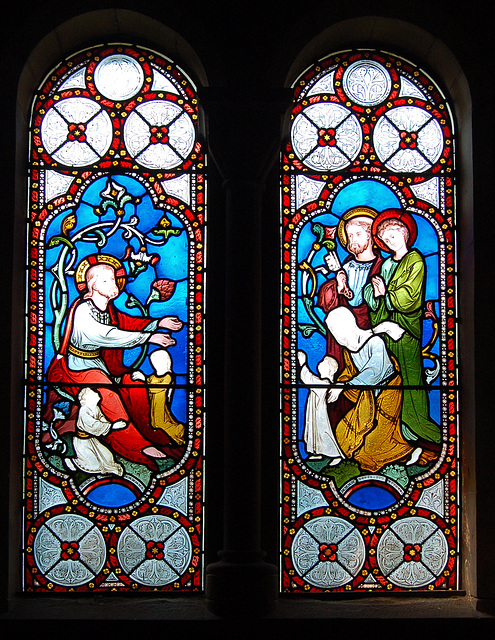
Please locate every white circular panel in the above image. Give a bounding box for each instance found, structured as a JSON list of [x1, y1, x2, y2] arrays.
[[117, 515, 192, 586], [123, 100, 195, 170], [94, 55, 144, 101], [343, 60, 392, 106], [33, 514, 106, 587], [40, 97, 113, 166], [376, 516, 449, 588], [291, 103, 362, 172], [374, 105, 444, 172], [291, 516, 365, 588]]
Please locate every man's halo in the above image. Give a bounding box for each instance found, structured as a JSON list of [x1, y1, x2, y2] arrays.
[[75, 254, 127, 293], [337, 206, 378, 249]]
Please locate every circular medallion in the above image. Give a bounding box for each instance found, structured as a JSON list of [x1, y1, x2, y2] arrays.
[[342, 60, 392, 106], [123, 100, 195, 170], [40, 97, 113, 167], [373, 105, 444, 172], [117, 515, 192, 586], [291, 515, 365, 588], [291, 102, 362, 172], [33, 514, 106, 587], [376, 516, 449, 588], [93, 54, 145, 101]]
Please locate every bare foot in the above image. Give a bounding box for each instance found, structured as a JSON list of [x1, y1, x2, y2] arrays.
[[406, 447, 422, 466], [143, 446, 167, 459]]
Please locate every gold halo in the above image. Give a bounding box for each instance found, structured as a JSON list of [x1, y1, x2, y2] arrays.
[[75, 254, 126, 293], [337, 206, 379, 249]]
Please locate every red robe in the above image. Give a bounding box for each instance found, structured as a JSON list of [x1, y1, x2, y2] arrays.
[[45, 301, 185, 469], [317, 256, 383, 368]]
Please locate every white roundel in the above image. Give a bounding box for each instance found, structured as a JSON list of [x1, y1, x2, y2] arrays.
[[291, 102, 362, 172], [40, 97, 113, 166], [33, 514, 106, 587], [376, 516, 449, 588], [374, 105, 444, 172], [117, 515, 192, 586], [94, 54, 145, 101], [291, 515, 365, 588], [123, 100, 195, 170], [343, 60, 392, 106]]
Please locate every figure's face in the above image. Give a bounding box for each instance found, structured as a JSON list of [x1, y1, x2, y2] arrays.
[[346, 220, 372, 257], [92, 266, 119, 300], [379, 225, 408, 254]]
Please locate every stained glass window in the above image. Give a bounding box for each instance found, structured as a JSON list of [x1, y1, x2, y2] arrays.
[[281, 50, 458, 593], [23, 44, 206, 592]]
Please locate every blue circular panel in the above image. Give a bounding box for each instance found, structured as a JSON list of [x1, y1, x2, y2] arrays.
[[86, 483, 137, 508], [346, 485, 397, 510]]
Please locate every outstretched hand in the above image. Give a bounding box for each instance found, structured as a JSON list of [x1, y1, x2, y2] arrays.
[[158, 316, 184, 331], [150, 333, 176, 348]]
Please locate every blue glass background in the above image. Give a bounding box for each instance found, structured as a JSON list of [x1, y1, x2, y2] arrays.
[[296, 179, 441, 459], [43, 175, 191, 423]]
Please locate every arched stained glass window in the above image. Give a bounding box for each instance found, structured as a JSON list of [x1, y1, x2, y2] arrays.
[[281, 50, 458, 593], [23, 44, 206, 592]]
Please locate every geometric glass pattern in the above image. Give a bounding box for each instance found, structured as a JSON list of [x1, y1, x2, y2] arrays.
[[281, 50, 458, 593], [23, 44, 205, 592]]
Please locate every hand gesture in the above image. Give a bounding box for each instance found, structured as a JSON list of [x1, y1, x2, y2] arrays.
[[297, 350, 307, 367], [158, 316, 184, 332], [372, 275, 386, 298], [131, 370, 146, 382], [336, 270, 353, 300], [150, 333, 176, 348], [112, 420, 127, 430]]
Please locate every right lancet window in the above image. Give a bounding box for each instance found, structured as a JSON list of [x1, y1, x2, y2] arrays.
[[281, 50, 459, 593]]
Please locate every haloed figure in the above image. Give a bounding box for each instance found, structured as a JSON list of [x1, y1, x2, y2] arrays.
[[318, 207, 384, 371], [46, 258, 185, 469], [363, 209, 442, 461]]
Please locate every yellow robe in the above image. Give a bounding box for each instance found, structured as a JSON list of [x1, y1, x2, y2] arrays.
[[147, 373, 185, 445], [335, 350, 413, 473]]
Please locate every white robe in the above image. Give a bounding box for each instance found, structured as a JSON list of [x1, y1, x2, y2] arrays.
[[68, 300, 157, 374], [300, 365, 344, 458], [70, 403, 124, 476]]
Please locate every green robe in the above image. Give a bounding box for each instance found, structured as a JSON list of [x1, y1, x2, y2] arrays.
[[363, 249, 441, 445]]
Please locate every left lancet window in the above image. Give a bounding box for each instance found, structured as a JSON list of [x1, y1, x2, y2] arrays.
[[23, 44, 206, 592]]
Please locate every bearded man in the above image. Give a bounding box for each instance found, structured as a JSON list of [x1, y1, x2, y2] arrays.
[[45, 256, 185, 469], [317, 207, 383, 367]]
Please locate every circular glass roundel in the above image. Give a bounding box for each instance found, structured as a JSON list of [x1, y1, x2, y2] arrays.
[[123, 100, 195, 170], [291, 515, 365, 588], [342, 60, 392, 106], [376, 516, 449, 588], [94, 54, 145, 101], [291, 102, 362, 172], [40, 97, 113, 167], [117, 515, 192, 586], [373, 105, 444, 172], [33, 514, 106, 587]]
